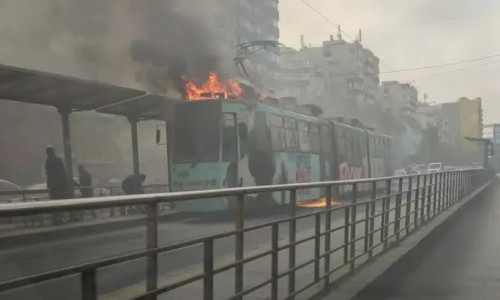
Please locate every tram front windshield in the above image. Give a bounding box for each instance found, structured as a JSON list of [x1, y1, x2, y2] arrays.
[[173, 102, 221, 164]]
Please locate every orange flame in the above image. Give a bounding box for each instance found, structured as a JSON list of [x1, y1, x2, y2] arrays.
[[297, 197, 343, 208], [185, 72, 243, 101]]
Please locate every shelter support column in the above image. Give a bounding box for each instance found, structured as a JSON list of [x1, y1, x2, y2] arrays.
[[58, 107, 74, 197], [129, 117, 140, 175]]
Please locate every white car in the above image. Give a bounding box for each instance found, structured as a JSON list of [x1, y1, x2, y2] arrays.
[[0, 179, 22, 203], [394, 168, 407, 176], [428, 162, 443, 173]]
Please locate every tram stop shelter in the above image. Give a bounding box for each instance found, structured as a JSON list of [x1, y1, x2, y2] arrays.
[[0, 64, 153, 195], [97, 94, 178, 176]]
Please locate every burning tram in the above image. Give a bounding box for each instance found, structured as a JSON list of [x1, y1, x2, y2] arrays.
[[168, 95, 392, 212]]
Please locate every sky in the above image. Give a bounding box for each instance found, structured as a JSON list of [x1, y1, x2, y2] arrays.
[[280, 0, 500, 124]]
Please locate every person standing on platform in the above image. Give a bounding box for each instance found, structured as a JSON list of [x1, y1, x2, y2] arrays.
[[45, 147, 69, 225], [78, 164, 97, 219], [122, 174, 146, 215]]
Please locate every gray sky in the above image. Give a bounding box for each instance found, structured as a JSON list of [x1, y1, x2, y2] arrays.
[[280, 0, 500, 124]]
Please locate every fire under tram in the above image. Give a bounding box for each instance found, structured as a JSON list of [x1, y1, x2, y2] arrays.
[[167, 72, 392, 212]]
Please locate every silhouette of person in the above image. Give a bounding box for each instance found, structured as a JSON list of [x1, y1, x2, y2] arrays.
[[45, 147, 69, 225]]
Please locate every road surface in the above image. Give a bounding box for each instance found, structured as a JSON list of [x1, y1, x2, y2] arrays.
[[354, 185, 498, 300]]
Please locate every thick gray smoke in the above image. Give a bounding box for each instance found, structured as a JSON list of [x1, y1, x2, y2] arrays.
[[0, 0, 233, 94], [395, 125, 423, 164], [0, 1, 232, 184]]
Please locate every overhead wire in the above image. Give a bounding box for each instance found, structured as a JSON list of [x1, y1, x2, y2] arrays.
[[298, 0, 500, 87], [380, 53, 500, 74], [300, 0, 397, 71], [409, 58, 500, 82]]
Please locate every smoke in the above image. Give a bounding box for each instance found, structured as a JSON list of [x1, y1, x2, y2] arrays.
[[395, 125, 423, 163], [0, 0, 234, 95]]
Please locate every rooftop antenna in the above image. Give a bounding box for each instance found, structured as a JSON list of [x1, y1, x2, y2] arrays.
[[358, 29, 362, 42], [337, 25, 342, 40]]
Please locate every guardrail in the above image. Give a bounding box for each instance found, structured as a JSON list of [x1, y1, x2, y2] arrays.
[[0, 183, 170, 202], [0, 183, 170, 228], [0, 169, 494, 300]]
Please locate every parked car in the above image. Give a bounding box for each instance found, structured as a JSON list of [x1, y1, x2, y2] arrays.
[[428, 162, 443, 173], [394, 168, 407, 176]]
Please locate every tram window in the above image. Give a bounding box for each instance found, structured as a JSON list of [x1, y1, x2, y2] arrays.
[[360, 135, 366, 156], [376, 138, 381, 158], [320, 125, 331, 153], [254, 111, 270, 151], [238, 122, 248, 159], [285, 118, 298, 150], [369, 136, 375, 158], [336, 127, 345, 155], [297, 120, 310, 152], [344, 129, 352, 152], [173, 102, 220, 163], [309, 124, 320, 153], [269, 114, 285, 151], [354, 133, 361, 156], [222, 113, 238, 162], [309, 124, 320, 133]]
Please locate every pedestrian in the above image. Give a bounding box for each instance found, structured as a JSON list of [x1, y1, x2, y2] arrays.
[[78, 165, 97, 219], [122, 174, 146, 215], [45, 147, 69, 225]]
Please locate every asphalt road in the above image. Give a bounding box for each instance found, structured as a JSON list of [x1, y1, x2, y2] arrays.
[[0, 203, 385, 300], [0, 184, 418, 300], [354, 185, 499, 300]]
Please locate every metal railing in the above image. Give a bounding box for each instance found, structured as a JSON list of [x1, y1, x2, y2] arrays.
[[0, 183, 169, 227], [0, 183, 170, 202], [0, 169, 494, 300]]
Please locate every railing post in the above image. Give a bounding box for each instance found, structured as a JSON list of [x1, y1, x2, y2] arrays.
[[405, 176, 413, 236], [81, 269, 97, 300], [414, 175, 420, 229], [441, 172, 446, 210], [432, 173, 438, 217], [395, 178, 403, 241], [288, 189, 297, 297], [146, 201, 158, 298], [364, 193, 370, 253], [271, 223, 279, 300], [368, 181, 376, 259], [350, 183, 357, 273], [426, 174, 432, 221], [442, 172, 447, 210], [421, 175, 427, 223], [344, 205, 350, 265], [203, 240, 214, 300], [383, 179, 391, 249], [324, 186, 332, 287], [235, 193, 244, 298], [460, 173, 464, 199], [314, 214, 321, 281]]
